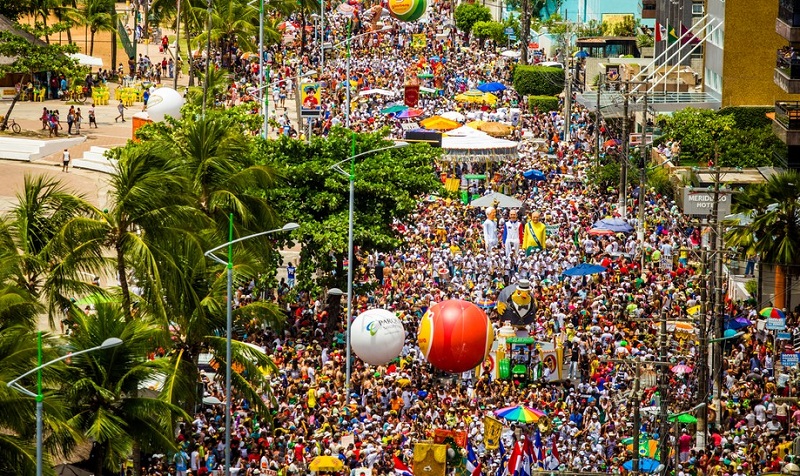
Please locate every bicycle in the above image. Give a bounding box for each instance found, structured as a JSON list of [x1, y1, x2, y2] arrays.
[[0, 118, 21, 134]]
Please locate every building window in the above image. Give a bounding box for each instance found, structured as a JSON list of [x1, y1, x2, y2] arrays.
[[692, 2, 704, 15]]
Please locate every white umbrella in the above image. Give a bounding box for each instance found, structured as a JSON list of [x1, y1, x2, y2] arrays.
[[441, 111, 465, 122], [500, 50, 521, 58], [470, 192, 523, 209], [359, 89, 396, 97], [68, 53, 103, 67]]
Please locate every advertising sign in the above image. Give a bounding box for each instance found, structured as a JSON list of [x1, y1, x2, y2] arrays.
[[300, 82, 321, 118], [682, 188, 732, 218], [767, 317, 787, 330]]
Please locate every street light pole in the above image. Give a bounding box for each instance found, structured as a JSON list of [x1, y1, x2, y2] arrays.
[[330, 142, 409, 397], [259, 0, 266, 138], [201, 0, 212, 116], [203, 220, 299, 476], [7, 335, 123, 476], [174, 0, 181, 90]]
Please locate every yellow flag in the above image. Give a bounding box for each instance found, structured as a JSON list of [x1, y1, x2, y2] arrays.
[[411, 34, 427, 48], [483, 415, 503, 450], [687, 305, 701, 316]]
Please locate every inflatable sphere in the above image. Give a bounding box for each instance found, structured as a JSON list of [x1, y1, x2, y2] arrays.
[[387, 0, 427, 22], [351, 309, 406, 365], [146, 87, 184, 122], [417, 299, 493, 373]]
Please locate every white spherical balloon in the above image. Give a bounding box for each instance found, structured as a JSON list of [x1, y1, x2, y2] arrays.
[[351, 309, 405, 366], [146, 87, 184, 122]]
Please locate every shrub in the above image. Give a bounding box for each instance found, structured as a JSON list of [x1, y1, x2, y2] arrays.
[[513, 65, 565, 96], [717, 106, 774, 129], [528, 95, 559, 113]]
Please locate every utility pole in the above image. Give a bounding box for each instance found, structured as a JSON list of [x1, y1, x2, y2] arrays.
[[174, 0, 181, 90], [619, 80, 629, 219], [564, 61, 572, 148], [201, 0, 212, 116], [633, 360, 641, 475], [697, 249, 709, 448], [595, 75, 602, 166], [710, 161, 724, 427], [637, 84, 649, 242]]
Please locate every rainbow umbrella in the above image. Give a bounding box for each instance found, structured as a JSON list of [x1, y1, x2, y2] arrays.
[[397, 108, 424, 119], [760, 307, 786, 319], [475, 298, 496, 309], [494, 405, 544, 423]]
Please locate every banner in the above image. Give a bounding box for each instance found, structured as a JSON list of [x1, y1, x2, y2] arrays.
[[404, 84, 420, 107], [483, 416, 503, 450], [433, 429, 467, 448], [300, 82, 322, 117], [413, 443, 447, 476], [411, 33, 427, 48]]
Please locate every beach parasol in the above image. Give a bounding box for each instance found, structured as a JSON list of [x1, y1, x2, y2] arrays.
[[725, 315, 753, 331], [54, 464, 94, 476], [397, 108, 424, 119], [671, 364, 693, 374], [420, 115, 461, 131], [466, 120, 485, 129], [501, 50, 521, 58], [573, 50, 589, 58], [669, 413, 698, 424], [760, 307, 786, 319], [441, 111, 465, 122], [477, 81, 507, 93], [478, 121, 513, 137], [494, 405, 544, 423], [309, 456, 344, 472], [592, 218, 634, 233], [562, 263, 607, 277], [588, 228, 615, 236], [623, 458, 662, 473], [475, 297, 496, 309], [470, 192, 523, 209], [380, 104, 408, 114], [523, 169, 547, 181]]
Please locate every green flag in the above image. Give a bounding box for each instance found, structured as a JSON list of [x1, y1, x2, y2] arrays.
[[668, 27, 679, 45]]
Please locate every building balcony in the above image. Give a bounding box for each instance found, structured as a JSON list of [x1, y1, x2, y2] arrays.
[[778, 0, 800, 42], [773, 101, 800, 146], [775, 50, 800, 93]]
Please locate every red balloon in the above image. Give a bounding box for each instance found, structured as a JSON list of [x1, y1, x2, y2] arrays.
[[417, 299, 494, 374]]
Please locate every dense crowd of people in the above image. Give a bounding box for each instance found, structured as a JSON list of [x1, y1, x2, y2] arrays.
[[103, 5, 800, 476]]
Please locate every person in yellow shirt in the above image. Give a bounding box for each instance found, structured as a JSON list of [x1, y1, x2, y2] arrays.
[[523, 211, 547, 254]]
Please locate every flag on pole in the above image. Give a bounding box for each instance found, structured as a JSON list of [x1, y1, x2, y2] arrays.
[[551, 434, 560, 462], [496, 441, 508, 476], [534, 429, 544, 464], [520, 437, 534, 476], [655, 22, 665, 42], [394, 457, 413, 476], [668, 25, 680, 45], [466, 441, 482, 476], [506, 441, 523, 476], [680, 23, 701, 44]]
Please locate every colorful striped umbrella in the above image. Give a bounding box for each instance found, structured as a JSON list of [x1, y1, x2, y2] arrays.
[[475, 298, 496, 309], [671, 364, 693, 374], [760, 307, 786, 319], [494, 405, 544, 423]]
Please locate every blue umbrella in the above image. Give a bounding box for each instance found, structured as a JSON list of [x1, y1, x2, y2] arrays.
[[477, 82, 507, 93], [523, 169, 547, 181], [562, 263, 607, 277], [623, 458, 662, 474], [573, 50, 589, 59], [592, 218, 634, 234], [725, 315, 752, 331]]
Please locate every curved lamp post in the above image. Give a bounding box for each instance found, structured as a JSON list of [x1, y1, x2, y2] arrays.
[[203, 219, 299, 476], [7, 334, 123, 476]]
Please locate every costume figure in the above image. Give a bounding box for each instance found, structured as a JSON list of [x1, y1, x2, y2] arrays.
[[482, 207, 498, 253], [500, 279, 537, 326], [502, 209, 523, 258], [523, 211, 547, 254]]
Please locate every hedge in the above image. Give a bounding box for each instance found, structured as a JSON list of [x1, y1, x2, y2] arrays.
[[528, 95, 559, 113], [716, 106, 774, 129], [513, 65, 565, 97]]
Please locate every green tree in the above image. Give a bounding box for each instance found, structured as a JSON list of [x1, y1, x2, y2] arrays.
[[64, 302, 187, 475], [658, 108, 734, 164], [454, 3, 491, 41], [472, 21, 509, 46], [725, 171, 800, 309], [258, 128, 441, 291], [513, 65, 565, 96]]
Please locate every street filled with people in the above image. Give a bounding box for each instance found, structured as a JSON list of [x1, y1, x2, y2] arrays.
[[119, 10, 800, 476]]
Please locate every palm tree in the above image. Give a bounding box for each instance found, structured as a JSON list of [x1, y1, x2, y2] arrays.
[[58, 142, 207, 321], [64, 301, 187, 475], [82, 0, 115, 56], [192, 0, 259, 53], [726, 170, 800, 309], [0, 175, 102, 328]]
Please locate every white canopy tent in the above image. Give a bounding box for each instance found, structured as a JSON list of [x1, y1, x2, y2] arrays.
[[440, 126, 519, 163], [68, 53, 103, 67]]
